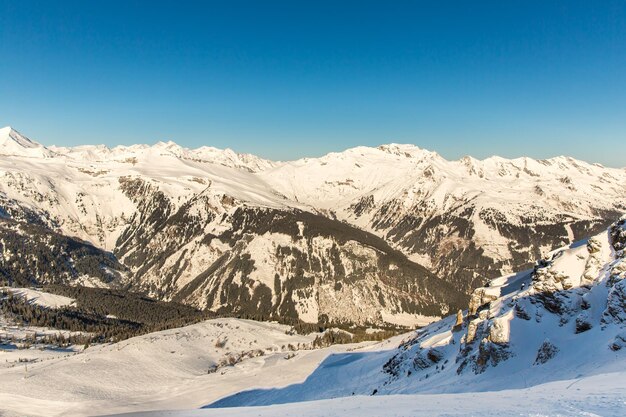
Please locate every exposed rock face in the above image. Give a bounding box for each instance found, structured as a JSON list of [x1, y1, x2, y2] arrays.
[[119, 202, 466, 325], [610, 219, 626, 252], [575, 312, 593, 333], [381, 218, 626, 385], [603, 279, 626, 326], [487, 315, 510, 344], [610, 333, 626, 351], [468, 287, 499, 315], [454, 309, 464, 328], [472, 338, 512, 374], [534, 339, 559, 365]]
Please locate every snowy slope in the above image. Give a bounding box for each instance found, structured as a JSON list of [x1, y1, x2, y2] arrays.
[[206, 218, 626, 407], [0, 318, 378, 417], [2, 287, 75, 308], [106, 372, 626, 417]]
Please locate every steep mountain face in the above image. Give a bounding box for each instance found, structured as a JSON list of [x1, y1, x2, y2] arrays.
[[0, 127, 624, 326], [116, 198, 464, 324], [209, 217, 626, 407], [260, 144, 626, 292], [0, 218, 127, 287]]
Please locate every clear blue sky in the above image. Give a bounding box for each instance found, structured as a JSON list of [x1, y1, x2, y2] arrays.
[[1, 1, 625, 166]]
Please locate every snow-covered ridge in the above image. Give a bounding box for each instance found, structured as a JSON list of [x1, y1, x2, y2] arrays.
[[49, 138, 276, 172]]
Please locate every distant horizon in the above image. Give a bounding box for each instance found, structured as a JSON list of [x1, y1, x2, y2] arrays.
[[2, 124, 624, 168], [1, 1, 625, 166]]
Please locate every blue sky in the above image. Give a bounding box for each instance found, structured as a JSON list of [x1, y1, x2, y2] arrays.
[[1, 1, 625, 165]]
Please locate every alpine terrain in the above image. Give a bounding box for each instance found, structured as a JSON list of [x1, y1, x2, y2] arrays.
[[0, 214, 624, 416], [1, 126, 625, 327]]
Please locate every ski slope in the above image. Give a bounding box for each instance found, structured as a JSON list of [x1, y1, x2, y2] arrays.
[[0, 318, 389, 417]]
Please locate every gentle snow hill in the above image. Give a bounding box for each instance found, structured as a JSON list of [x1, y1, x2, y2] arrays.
[[207, 218, 626, 408], [0, 317, 391, 417]]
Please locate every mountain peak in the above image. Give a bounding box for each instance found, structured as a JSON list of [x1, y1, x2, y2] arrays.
[[1, 126, 36, 147], [153, 140, 180, 148], [0, 126, 53, 157], [377, 143, 439, 160]]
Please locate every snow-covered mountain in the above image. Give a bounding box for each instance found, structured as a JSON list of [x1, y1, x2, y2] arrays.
[[1, 126, 624, 325], [207, 217, 626, 407], [0, 126, 55, 159], [260, 143, 626, 292], [0, 127, 462, 326]]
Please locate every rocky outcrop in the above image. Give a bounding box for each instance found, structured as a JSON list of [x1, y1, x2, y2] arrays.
[[534, 339, 559, 365], [603, 279, 626, 326], [468, 287, 499, 315], [382, 218, 626, 387]]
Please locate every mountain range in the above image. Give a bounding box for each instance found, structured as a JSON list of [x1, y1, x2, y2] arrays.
[[1, 126, 624, 326]]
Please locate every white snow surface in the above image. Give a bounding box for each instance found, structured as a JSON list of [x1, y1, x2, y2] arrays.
[[0, 318, 379, 417], [107, 372, 626, 417], [2, 287, 75, 308]]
